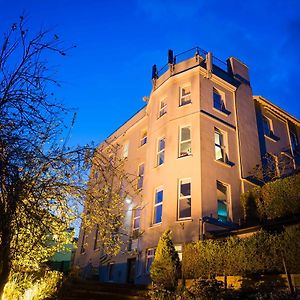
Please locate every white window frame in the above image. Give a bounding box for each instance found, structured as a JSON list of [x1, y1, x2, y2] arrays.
[[158, 98, 167, 118], [146, 248, 156, 273], [179, 126, 192, 157], [137, 163, 144, 189], [214, 128, 227, 163], [262, 116, 273, 137], [153, 187, 163, 224], [216, 180, 231, 222], [157, 137, 165, 166], [178, 178, 192, 220], [140, 130, 147, 146], [132, 207, 141, 239], [213, 88, 226, 112], [179, 84, 191, 106], [123, 142, 129, 158]]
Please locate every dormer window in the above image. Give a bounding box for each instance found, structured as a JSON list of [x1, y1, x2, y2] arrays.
[[180, 85, 191, 106]]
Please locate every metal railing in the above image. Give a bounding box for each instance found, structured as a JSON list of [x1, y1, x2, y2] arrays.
[[156, 46, 228, 78]]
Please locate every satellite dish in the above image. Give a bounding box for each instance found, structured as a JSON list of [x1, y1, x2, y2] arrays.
[[142, 96, 149, 102]]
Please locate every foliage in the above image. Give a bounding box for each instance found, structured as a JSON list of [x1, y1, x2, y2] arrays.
[[2, 270, 62, 300], [182, 226, 300, 278], [150, 230, 180, 291], [0, 16, 90, 295], [82, 141, 140, 256], [240, 174, 300, 224], [187, 278, 224, 300]]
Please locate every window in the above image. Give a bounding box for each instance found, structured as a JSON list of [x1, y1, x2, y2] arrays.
[[94, 224, 101, 250], [146, 248, 156, 273], [213, 88, 226, 112], [262, 116, 273, 137], [80, 228, 87, 254], [159, 98, 167, 118], [157, 137, 165, 166], [217, 181, 229, 222], [153, 188, 163, 224], [123, 142, 129, 158], [140, 130, 147, 146], [214, 128, 227, 162], [175, 245, 183, 261], [132, 207, 141, 239], [180, 85, 191, 106], [108, 263, 115, 281], [290, 131, 299, 153], [178, 179, 191, 219], [179, 126, 192, 157], [137, 163, 144, 189]]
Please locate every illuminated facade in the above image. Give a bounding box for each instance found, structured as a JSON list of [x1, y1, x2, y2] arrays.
[[74, 48, 300, 284]]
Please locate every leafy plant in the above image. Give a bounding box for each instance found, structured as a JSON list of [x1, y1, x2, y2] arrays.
[[150, 229, 180, 291]]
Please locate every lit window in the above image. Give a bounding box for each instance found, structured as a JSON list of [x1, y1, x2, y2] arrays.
[[123, 143, 129, 158], [262, 116, 273, 137], [178, 179, 191, 219], [154, 188, 163, 224], [214, 128, 227, 162], [213, 88, 226, 112], [159, 99, 167, 118], [146, 248, 156, 273], [140, 130, 147, 146], [180, 85, 191, 106], [217, 181, 229, 222], [157, 137, 165, 166], [179, 126, 192, 157], [132, 207, 141, 239], [137, 163, 144, 189], [175, 245, 183, 261]]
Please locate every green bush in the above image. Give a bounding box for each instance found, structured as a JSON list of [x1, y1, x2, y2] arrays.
[[240, 174, 300, 224], [150, 229, 180, 291], [182, 226, 300, 279]]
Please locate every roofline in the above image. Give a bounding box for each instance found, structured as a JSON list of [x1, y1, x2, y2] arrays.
[[254, 95, 300, 126], [103, 104, 147, 144]]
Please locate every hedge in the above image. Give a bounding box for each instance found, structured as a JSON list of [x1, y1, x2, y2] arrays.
[[182, 225, 300, 279], [240, 174, 300, 224]]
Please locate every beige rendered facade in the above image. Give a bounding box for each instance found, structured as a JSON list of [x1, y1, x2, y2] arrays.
[[74, 48, 300, 285]]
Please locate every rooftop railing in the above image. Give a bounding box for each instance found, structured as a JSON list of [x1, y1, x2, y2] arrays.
[[155, 47, 228, 78]]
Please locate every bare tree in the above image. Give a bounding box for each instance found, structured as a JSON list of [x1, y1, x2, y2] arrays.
[[82, 141, 141, 256], [0, 16, 90, 295]]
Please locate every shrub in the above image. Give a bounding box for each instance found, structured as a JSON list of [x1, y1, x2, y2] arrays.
[[2, 270, 62, 300], [182, 226, 300, 279], [150, 229, 180, 291], [240, 174, 300, 224], [188, 278, 224, 300]]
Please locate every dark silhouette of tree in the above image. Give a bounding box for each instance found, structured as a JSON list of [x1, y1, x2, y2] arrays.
[[0, 16, 89, 296]]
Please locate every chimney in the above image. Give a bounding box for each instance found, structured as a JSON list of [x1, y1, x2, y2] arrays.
[[227, 57, 250, 84], [205, 52, 212, 78]]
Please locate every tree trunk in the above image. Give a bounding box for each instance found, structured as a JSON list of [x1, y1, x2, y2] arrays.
[[0, 224, 12, 297]]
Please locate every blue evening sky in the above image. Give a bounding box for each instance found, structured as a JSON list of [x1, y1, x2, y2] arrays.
[[1, 0, 300, 147]]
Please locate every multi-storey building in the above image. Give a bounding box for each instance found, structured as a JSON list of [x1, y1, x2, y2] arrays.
[[74, 47, 300, 285]]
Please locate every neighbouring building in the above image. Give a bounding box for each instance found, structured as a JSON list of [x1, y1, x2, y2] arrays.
[[74, 47, 300, 285]]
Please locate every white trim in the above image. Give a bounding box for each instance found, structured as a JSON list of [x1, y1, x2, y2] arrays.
[[178, 178, 192, 220]]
